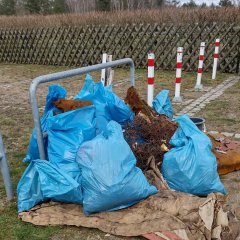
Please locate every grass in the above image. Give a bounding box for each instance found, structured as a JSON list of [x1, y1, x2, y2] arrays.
[[0, 7, 239, 28], [0, 63, 237, 239], [198, 80, 240, 133]]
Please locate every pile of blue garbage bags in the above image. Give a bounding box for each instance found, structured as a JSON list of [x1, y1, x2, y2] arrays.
[[17, 74, 226, 214]]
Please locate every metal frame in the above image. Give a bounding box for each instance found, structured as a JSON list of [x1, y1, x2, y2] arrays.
[[0, 132, 13, 200], [30, 58, 135, 160]]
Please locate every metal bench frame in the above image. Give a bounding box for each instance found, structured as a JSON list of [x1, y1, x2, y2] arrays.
[[29, 58, 135, 160]]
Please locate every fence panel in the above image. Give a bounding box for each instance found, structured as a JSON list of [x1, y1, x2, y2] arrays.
[[0, 23, 239, 73]]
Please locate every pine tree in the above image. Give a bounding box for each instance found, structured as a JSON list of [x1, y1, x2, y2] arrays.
[[96, 0, 111, 11], [219, 0, 234, 7], [165, 0, 179, 7], [23, 0, 54, 14], [200, 2, 207, 7], [23, 0, 41, 14], [40, 0, 52, 14], [156, 0, 165, 7], [0, 0, 16, 15], [52, 0, 69, 14], [182, 0, 197, 7]]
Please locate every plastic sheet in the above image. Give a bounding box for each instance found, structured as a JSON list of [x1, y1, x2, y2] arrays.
[[152, 90, 173, 119], [17, 160, 82, 212], [77, 121, 158, 215], [162, 115, 226, 196]]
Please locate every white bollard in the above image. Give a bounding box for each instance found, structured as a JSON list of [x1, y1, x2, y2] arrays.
[[195, 42, 205, 90], [147, 53, 154, 107], [212, 39, 220, 80], [173, 47, 183, 103], [101, 53, 107, 86]]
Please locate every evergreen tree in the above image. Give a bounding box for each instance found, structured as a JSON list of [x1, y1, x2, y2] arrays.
[[24, 0, 41, 13], [165, 0, 180, 7], [96, 0, 110, 11], [52, 0, 69, 14], [210, 2, 216, 7], [156, 0, 165, 7], [0, 0, 16, 15], [219, 0, 234, 7], [200, 2, 207, 7], [40, 0, 52, 14], [23, 0, 58, 14], [182, 0, 197, 7]]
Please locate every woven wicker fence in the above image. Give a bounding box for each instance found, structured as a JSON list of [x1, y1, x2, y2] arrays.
[[0, 23, 239, 73]]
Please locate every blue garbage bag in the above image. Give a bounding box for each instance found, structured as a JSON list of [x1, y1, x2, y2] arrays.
[[152, 90, 173, 119], [23, 85, 67, 162], [47, 105, 96, 179], [23, 110, 53, 162], [44, 85, 67, 114], [162, 115, 226, 196], [74, 74, 133, 132], [77, 121, 158, 215], [17, 159, 82, 212], [105, 86, 134, 124]]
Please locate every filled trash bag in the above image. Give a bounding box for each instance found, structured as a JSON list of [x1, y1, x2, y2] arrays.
[[152, 89, 173, 119], [23, 110, 53, 162], [17, 160, 82, 212], [47, 105, 96, 178], [105, 85, 134, 124], [23, 85, 67, 162], [77, 120, 158, 215], [74, 74, 133, 132], [162, 115, 226, 196], [44, 85, 67, 114]]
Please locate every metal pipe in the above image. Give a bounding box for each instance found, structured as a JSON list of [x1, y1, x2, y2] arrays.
[[0, 132, 13, 200], [30, 58, 135, 160]]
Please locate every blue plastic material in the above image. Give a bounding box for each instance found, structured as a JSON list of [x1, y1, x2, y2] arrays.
[[17, 160, 82, 212], [47, 106, 96, 178], [77, 121, 158, 215], [152, 90, 173, 119], [23, 110, 53, 162], [23, 85, 67, 162], [74, 74, 133, 132], [162, 115, 226, 196], [44, 85, 67, 114]]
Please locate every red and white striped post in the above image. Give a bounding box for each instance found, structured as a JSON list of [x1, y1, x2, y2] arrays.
[[195, 42, 205, 90], [147, 53, 154, 107], [212, 38, 220, 80], [173, 47, 183, 102]]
